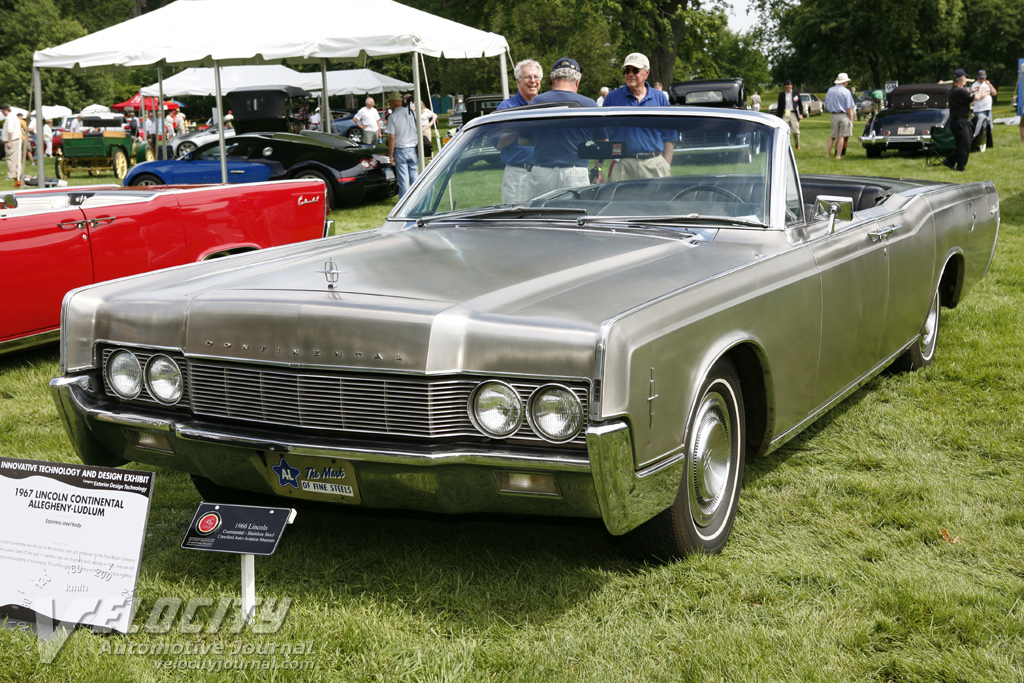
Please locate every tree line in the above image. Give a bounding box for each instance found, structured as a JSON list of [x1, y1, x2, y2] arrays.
[[1, 0, 1018, 114]]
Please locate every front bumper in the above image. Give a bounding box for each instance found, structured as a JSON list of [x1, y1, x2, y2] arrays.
[[50, 375, 674, 535]]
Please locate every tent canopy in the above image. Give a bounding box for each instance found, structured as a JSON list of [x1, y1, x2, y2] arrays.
[[34, 0, 509, 71], [141, 66, 414, 98], [140, 65, 307, 96], [297, 69, 414, 96], [112, 94, 179, 111]]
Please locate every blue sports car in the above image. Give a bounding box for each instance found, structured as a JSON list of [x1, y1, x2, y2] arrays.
[[123, 131, 396, 208]]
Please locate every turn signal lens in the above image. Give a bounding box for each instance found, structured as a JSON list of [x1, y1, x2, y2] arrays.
[[529, 385, 583, 443], [108, 350, 142, 399], [470, 381, 522, 438]]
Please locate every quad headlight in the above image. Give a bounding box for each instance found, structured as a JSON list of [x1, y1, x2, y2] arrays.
[[469, 381, 523, 438], [528, 385, 583, 443], [107, 350, 142, 399], [146, 355, 183, 404]]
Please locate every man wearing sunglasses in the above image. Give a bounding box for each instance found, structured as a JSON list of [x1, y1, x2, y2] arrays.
[[598, 52, 673, 182]]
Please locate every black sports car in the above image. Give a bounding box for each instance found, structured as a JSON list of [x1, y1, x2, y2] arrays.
[[124, 130, 396, 208], [859, 83, 991, 158]]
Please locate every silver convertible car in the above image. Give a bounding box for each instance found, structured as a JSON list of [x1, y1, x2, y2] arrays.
[[50, 106, 999, 560]]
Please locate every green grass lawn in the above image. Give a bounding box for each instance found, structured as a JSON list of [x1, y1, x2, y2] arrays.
[[1, 113, 1023, 682]]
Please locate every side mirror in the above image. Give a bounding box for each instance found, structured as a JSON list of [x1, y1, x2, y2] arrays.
[[0, 192, 17, 209], [815, 195, 854, 234]]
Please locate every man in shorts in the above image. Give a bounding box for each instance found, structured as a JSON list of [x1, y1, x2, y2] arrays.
[[825, 72, 856, 159]]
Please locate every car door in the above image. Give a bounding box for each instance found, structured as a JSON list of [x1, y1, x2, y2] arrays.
[[807, 216, 890, 411], [171, 138, 270, 184], [78, 191, 188, 282], [0, 198, 91, 342]]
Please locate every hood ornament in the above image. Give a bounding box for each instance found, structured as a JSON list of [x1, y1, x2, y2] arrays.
[[319, 259, 341, 288]]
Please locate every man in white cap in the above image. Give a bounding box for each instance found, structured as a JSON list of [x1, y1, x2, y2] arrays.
[[825, 72, 856, 159], [599, 52, 673, 181]]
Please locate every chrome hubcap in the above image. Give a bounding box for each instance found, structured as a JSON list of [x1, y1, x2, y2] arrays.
[[688, 390, 733, 527], [921, 291, 939, 360]]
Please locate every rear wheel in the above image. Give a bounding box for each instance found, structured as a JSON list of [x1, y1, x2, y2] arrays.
[[347, 127, 363, 144], [176, 141, 196, 157], [293, 169, 335, 208], [111, 148, 128, 179], [128, 173, 163, 187], [622, 359, 746, 561], [865, 146, 882, 159]]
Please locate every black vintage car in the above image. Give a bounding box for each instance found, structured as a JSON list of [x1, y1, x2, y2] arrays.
[[448, 93, 503, 130], [668, 79, 746, 108], [123, 130, 396, 208], [859, 83, 991, 158]]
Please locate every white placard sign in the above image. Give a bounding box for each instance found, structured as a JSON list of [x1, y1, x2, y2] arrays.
[[0, 457, 153, 635]]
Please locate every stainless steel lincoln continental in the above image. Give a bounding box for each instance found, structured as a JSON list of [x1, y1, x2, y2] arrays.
[[50, 106, 999, 560]]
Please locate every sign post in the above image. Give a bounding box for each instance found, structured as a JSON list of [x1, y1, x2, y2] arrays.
[[182, 502, 296, 624]]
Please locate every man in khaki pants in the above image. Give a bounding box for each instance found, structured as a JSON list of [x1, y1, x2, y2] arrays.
[[2, 105, 24, 187], [774, 80, 805, 149]]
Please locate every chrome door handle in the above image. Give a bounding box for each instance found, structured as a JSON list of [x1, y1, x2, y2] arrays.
[[867, 224, 903, 242], [88, 216, 117, 227], [58, 220, 85, 230], [230, 170, 245, 175]]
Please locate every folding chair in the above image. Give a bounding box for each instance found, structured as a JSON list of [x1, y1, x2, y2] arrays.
[[924, 125, 955, 166]]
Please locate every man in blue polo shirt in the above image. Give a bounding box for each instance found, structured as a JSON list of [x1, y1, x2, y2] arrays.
[[526, 57, 599, 197], [495, 59, 542, 203], [599, 52, 674, 181]]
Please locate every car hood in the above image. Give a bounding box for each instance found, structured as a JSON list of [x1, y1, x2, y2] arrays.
[[66, 226, 769, 376]]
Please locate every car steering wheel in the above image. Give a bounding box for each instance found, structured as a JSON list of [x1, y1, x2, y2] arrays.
[[672, 185, 744, 203]]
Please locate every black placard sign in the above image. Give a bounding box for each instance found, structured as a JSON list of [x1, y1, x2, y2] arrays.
[[181, 503, 294, 556]]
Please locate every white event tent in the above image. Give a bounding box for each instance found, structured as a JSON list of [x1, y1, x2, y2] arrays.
[[141, 66, 414, 101], [31, 0, 509, 186]]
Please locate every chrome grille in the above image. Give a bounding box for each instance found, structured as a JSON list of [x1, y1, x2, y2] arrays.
[[101, 348, 588, 445]]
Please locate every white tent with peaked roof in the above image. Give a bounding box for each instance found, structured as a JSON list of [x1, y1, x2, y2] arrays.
[[31, 0, 510, 186]]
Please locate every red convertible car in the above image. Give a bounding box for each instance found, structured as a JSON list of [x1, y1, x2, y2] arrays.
[[1, 180, 331, 355]]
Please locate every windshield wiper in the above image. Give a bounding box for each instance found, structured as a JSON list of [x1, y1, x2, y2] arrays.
[[415, 205, 586, 226], [579, 213, 768, 229]]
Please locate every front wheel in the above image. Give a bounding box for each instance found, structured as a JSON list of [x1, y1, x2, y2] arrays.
[[111, 148, 128, 179], [55, 152, 69, 179], [128, 173, 163, 187], [892, 286, 941, 372], [176, 141, 196, 158], [622, 359, 746, 561]]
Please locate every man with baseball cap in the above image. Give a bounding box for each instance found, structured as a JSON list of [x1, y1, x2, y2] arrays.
[[2, 104, 24, 187], [825, 72, 856, 159], [599, 52, 673, 181], [525, 57, 599, 197], [942, 68, 974, 171]]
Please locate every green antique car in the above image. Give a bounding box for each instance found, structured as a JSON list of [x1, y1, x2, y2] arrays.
[[56, 114, 153, 180]]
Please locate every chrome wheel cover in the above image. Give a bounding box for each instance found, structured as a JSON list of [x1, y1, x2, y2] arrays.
[[920, 290, 940, 361], [687, 387, 734, 528]]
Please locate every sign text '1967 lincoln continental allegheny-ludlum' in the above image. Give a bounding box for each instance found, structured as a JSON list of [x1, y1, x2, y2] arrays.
[[50, 106, 999, 560]]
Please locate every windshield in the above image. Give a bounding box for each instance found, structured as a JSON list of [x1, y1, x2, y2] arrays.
[[396, 113, 774, 226]]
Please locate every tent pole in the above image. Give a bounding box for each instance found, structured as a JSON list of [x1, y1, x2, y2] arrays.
[[158, 64, 165, 161], [213, 61, 228, 184], [413, 51, 423, 171], [321, 59, 331, 133], [500, 52, 509, 100], [33, 67, 45, 188]]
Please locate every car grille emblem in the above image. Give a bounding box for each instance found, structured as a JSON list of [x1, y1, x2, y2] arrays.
[[319, 259, 341, 288]]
